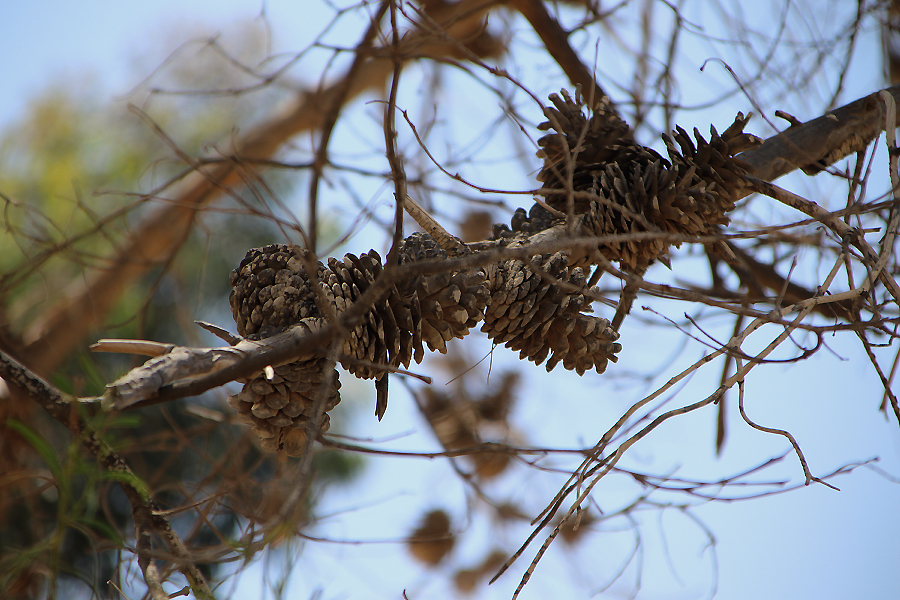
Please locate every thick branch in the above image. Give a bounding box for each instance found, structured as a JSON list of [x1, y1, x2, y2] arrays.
[[509, 0, 614, 116], [738, 85, 900, 184]]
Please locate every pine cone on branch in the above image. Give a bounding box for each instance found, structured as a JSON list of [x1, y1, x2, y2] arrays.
[[536, 88, 631, 177], [226, 235, 490, 453], [482, 251, 621, 375], [533, 87, 762, 271], [227, 355, 339, 457]]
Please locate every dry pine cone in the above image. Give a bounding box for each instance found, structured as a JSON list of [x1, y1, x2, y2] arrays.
[[534, 87, 761, 271], [482, 251, 621, 375]]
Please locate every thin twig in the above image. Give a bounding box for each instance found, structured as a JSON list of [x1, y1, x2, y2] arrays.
[[307, 0, 391, 252]]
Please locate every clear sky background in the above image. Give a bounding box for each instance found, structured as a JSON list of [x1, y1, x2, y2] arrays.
[[2, 2, 899, 599]]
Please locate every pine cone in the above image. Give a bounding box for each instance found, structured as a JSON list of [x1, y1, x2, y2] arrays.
[[227, 356, 339, 457], [396, 233, 490, 357], [482, 252, 621, 375], [662, 113, 761, 207], [534, 88, 762, 271], [229, 244, 320, 337], [420, 372, 518, 479], [536, 87, 630, 183], [492, 204, 557, 238], [227, 234, 490, 451], [421, 387, 481, 453]]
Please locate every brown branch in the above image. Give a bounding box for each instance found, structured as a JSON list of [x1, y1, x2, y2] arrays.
[[498, 263, 845, 589], [16, 0, 897, 382], [508, 0, 613, 116], [21, 67, 392, 374], [885, 0, 900, 85], [134, 505, 167, 600], [738, 85, 900, 184], [721, 238, 855, 321]]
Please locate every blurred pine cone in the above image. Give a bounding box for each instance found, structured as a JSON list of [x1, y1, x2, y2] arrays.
[[407, 509, 455, 566], [453, 548, 508, 594]]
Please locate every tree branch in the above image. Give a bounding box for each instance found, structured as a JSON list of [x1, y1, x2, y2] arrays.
[[738, 85, 900, 184], [0, 349, 216, 599]]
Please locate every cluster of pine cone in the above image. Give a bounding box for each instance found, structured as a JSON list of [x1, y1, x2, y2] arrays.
[[228, 234, 489, 455], [226, 87, 759, 455], [227, 233, 621, 454]]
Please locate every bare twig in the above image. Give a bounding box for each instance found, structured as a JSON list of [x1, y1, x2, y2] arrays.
[[91, 339, 177, 357], [746, 177, 900, 304], [495, 248, 851, 589]]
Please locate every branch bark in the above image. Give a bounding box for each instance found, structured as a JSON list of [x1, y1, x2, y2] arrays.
[[738, 85, 900, 184]]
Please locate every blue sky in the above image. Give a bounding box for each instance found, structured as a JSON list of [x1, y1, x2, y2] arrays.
[[3, 2, 899, 599]]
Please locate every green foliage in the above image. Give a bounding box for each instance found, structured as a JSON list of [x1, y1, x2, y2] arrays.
[[1, 418, 126, 595], [312, 448, 364, 484]]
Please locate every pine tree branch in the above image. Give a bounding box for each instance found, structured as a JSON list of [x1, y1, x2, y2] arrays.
[[738, 85, 900, 184], [0, 349, 216, 600]]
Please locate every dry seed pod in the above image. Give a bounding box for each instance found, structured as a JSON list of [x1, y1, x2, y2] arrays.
[[229, 244, 320, 338], [421, 387, 481, 452], [421, 387, 512, 478], [407, 509, 455, 566], [533, 88, 761, 270], [454, 568, 480, 595], [537, 86, 630, 182], [227, 234, 490, 450], [459, 209, 493, 242], [482, 252, 622, 375]]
